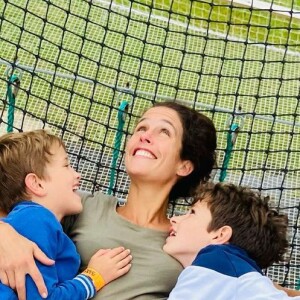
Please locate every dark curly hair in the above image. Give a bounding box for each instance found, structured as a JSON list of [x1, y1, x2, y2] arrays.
[[154, 101, 217, 201]]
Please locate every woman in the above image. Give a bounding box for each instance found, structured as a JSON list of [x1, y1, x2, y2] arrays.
[[0, 102, 298, 299], [0, 101, 217, 300]]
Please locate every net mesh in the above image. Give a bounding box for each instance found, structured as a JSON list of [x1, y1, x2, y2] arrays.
[[0, 0, 299, 289]]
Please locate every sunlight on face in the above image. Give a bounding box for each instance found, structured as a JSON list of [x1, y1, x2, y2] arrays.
[[163, 200, 216, 267], [40, 144, 82, 220], [124, 106, 184, 184]]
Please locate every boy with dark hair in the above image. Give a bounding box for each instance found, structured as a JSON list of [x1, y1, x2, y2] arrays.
[[164, 182, 298, 299], [0, 129, 132, 299]]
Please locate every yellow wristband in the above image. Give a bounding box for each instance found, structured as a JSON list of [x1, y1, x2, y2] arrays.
[[81, 267, 106, 292]]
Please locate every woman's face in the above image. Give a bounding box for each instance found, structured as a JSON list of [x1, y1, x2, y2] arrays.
[[125, 106, 187, 184]]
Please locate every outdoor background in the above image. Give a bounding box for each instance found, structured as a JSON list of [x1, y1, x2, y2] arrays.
[[0, 0, 299, 289]]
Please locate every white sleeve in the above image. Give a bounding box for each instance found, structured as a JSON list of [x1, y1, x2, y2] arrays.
[[168, 266, 300, 300], [168, 266, 238, 300]]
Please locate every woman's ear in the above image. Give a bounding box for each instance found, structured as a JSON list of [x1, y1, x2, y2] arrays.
[[25, 173, 47, 197], [177, 160, 194, 177], [211, 225, 232, 245]]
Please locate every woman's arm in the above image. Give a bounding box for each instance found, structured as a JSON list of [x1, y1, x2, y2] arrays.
[[0, 222, 54, 300], [1, 204, 132, 300]]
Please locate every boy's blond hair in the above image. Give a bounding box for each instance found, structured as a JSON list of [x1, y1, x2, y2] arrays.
[[0, 129, 65, 212]]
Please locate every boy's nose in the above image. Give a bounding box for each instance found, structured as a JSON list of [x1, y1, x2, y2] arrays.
[[74, 169, 81, 180], [170, 213, 189, 224], [170, 214, 183, 224], [170, 216, 176, 224]]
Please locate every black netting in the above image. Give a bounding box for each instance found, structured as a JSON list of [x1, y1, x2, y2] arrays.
[[0, 0, 299, 289]]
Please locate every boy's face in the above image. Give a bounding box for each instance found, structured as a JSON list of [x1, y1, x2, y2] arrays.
[[39, 144, 82, 220], [163, 199, 217, 267]]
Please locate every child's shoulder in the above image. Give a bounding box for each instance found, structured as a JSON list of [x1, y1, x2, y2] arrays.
[[4, 201, 60, 230], [7, 201, 53, 216], [192, 244, 261, 278]]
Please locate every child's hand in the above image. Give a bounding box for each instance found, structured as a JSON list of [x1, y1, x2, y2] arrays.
[[87, 247, 132, 284]]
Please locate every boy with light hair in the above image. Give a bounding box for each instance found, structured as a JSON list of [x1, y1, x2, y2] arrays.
[[0, 129, 132, 299]]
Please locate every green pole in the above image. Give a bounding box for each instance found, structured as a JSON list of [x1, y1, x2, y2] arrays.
[[108, 100, 129, 195], [219, 123, 239, 182], [6, 74, 20, 133]]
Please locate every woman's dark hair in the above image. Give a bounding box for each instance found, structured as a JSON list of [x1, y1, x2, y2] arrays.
[[154, 101, 217, 201]]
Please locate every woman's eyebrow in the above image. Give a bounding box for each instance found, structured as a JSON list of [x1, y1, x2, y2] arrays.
[[138, 117, 177, 133]]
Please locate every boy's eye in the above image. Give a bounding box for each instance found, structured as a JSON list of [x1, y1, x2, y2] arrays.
[[189, 208, 195, 214]]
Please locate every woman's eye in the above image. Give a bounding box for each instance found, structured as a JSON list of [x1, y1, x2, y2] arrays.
[[161, 128, 170, 136], [136, 126, 146, 132]]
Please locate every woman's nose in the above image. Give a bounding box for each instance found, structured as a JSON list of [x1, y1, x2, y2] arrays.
[[140, 131, 152, 143]]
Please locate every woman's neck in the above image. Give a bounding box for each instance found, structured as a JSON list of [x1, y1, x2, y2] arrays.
[[117, 182, 171, 231]]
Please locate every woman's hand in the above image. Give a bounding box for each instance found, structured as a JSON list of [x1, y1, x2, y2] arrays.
[[0, 222, 55, 300], [87, 247, 132, 285]]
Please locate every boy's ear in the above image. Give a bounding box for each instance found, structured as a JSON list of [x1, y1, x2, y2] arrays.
[[176, 160, 194, 177], [25, 173, 47, 197], [211, 226, 232, 245]]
